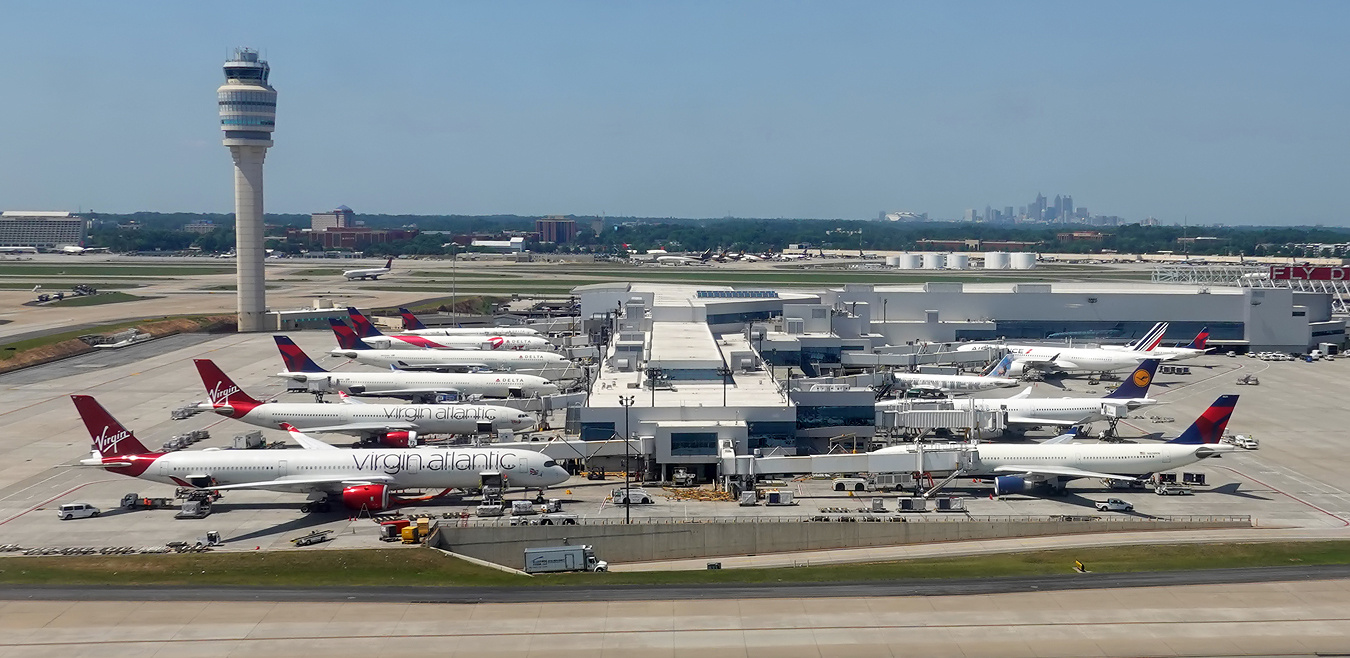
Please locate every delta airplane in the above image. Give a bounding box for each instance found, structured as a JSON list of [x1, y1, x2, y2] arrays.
[[892, 355, 1020, 394], [343, 258, 393, 281], [329, 320, 570, 372], [72, 395, 568, 513], [875, 394, 1238, 496], [879, 359, 1161, 430], [349, 307, 547, 352], [194, 359, 536, 446], [1103, 325, 1211, 361], [958, 323, 1169, 375], [398, 308, 541, 336], [273, 336, 560, 401]]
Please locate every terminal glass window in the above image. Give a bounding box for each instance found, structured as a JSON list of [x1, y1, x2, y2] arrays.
[[796, 405, 874, 429], [580, 422, 616, 441], [670, 432, 719, 456]]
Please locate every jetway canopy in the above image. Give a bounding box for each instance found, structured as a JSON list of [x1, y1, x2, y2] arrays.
[[722, 441, 977, 477]]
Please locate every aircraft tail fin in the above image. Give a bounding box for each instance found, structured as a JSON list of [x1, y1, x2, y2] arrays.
[[981, 354, 1015, 378], [384, 258, 393, 270], [1104, 359, 1160, 399], [71, 395, 152, 457], [273, 336, 326, 373], [193, 359, 262, 412], [1168, 395, 1238, 444], [398, 307, 427, 331], [1132, 322, 1168, 352], [1185, 327, 1210, 350], [346, 306, 382, 337], [329, 318, 368, 349]]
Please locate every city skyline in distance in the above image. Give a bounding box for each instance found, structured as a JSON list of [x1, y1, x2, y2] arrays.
[[1, 2, 1347, 226]]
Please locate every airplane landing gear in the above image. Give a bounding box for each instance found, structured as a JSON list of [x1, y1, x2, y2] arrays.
[[301, 498, 333, 513]]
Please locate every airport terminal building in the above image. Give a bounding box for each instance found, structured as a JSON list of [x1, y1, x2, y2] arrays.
[[573, 280, 1344, 473]]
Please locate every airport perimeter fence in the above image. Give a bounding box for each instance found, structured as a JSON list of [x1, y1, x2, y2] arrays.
[[443, 514, 1252, 529]]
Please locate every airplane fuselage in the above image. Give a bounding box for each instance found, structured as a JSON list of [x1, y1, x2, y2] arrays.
[[363, 335, 551, 351], [331, 348, 569, 371], [893, 373, 1019, 393], [1008, 346, 1153, 372], [280, 371, 560, 398], [213, 401, 536, 435], [877, 442, 1222, 479]]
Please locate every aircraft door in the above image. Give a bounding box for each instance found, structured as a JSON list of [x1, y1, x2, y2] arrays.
[[277, 459, 288, 477]]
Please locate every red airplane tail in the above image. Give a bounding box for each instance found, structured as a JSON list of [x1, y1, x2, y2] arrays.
[[193, 359, 261, 415], [71, 395, 152, 457]]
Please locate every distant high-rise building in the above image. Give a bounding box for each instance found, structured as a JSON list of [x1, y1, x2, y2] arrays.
[[1004, 206, 1014, 221], [984, 205, 993, 223], [1062, 195, 1074, 220], [1076, 207, 1088, 220], [311, 205, 354, 231], [0, 211, 88, 247], [1033, 193, 1047, 220], [964, 209, 977, 222], [536, 216, 578, 244]]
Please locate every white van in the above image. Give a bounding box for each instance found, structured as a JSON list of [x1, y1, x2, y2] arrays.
[[57, 503, 100, 520]]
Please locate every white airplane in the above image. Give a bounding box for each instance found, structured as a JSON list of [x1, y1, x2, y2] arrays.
[[398, 308, 541, 336], [892, 355, 1020, 394], [58, 245, 110, 255], [879, 359, 1161, 430], [72, 395, 568, 513], [194, 359, 536, 447], [343, 258, 393, 281], [875, 394, 1238, 495], [0, 246, 38, 254], [273, 336, 560, 401], [329, 320, 570, 373], [958, 323, 1168, 374], [361, 333, 552, 351], [1103, 325, 1211, 361]]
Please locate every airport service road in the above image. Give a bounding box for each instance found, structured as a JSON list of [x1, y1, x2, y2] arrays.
[[2, 576, 1350, 657]]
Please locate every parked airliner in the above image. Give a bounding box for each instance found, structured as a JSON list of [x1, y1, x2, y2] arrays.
[[876, 393, 1238, 495], [72, 395, 567, 513], [399, 308, 541, 336], [329, 320, 570, 372], [194, 359, 535, 446], [273, 336, 559, 401], [1103, 325, 1211, 361], [892, 355, 1020, 394], [958, 323, 1168, 374]]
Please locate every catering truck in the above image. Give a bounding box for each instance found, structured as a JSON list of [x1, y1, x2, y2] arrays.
[[523, 545, 608, 573]]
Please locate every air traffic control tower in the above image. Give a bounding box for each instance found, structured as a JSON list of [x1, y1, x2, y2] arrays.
[[218, 48, 276, 332]]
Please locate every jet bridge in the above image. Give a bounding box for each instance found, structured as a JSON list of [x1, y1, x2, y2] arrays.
[[719, 439, 978, 479], [874, 399, 1006, 436]]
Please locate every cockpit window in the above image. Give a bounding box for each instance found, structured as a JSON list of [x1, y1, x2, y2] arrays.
[[544, 460, 557, 468]]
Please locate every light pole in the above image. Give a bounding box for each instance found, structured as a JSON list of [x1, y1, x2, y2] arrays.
[[716, 364, 732, 407], [450, 243, 458, 326], [618, 394, 635, 524], [645, 366, 662, 407]]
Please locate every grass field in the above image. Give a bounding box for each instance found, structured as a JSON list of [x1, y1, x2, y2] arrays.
[[0, 282, 140, 290], [45, 291, 148, 307], [2, 542, 1347, 587], [0, 264, 232, 277], [0, 315, 218, 361]]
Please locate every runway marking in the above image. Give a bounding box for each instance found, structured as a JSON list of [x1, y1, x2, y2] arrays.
[[0, 477, 119, 526], [1218, 466, 1350, 527], [4, 613, 1350, 647]]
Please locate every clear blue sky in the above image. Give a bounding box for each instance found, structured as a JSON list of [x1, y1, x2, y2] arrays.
[[1, 1, 1346, 224]]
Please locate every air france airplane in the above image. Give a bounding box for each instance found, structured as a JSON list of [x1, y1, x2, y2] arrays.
[[194, 359, 535, 447], [876, 394, 1239, 496], [72, 395, 567, 513], [343, 258, 393, 281], [958, 323, 1169, 375], [1103, 325, 1211, 361], [273, 336, 560, 401]]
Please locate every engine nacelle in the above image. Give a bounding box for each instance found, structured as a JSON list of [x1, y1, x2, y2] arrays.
[[380, 431, 417, 448], [1003, 360, 1029, 377], [341, 484, 389, 511], [993, 475, 1027, 497]]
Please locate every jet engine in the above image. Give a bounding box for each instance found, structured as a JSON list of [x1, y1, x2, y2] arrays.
[[379, 431, 418, 448], [341, 484, 389, 510], [993, 475, 1027, 496], [1001, 360, 1030, 377]]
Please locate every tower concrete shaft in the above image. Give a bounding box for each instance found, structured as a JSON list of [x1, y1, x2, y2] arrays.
[[218, 48, 276, 332]]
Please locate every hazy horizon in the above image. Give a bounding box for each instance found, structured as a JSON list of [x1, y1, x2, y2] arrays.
[[2, 2, 1347, 225]]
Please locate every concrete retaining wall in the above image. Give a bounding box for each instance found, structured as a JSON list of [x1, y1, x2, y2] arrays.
[[431, 518, 1252, 568]]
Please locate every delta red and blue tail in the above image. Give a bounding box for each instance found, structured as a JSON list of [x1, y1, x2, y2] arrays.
[[1185, 327, 1209, 350], [346, 306, 382, 337], [329, 318, 368, 350], [399, 307, 427, 331], [1104, 359, 1160, 399], [274, 336, 327, 373], [1168, 395, 1238, 444]]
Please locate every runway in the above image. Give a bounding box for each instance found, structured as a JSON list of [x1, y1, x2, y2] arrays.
[[3, 575, 1349, 657]]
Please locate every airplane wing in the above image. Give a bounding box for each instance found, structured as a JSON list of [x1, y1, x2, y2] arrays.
[[350, 387, 461, 397], [288, 421, 418, 434], [992, 465, 1143, 482], [1010, 386, 1035, 400], [280, 423, 340, 450], [336, 392, 366, 404], [178, 475, 394, 493], [1041, 428, 1082, 445], [394, 362, 493, 372]]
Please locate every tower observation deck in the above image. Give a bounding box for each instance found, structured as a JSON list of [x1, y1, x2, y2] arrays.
[[219, 48, 276, 332]]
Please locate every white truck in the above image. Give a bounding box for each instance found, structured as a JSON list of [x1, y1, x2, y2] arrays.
[[523, 544, 608, 573], [1094, 498, 1134, 512], [610, 487, 654, 505]]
